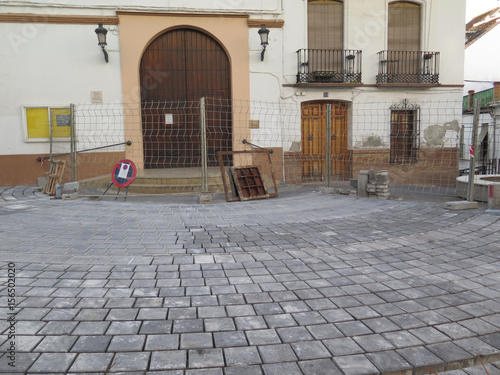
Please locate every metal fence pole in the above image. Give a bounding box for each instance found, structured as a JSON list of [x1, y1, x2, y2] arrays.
[[467, 99, 480, 202], [70, 103, 76, 181], [325, 104, 332, 188], [200, 97, 208, 192]]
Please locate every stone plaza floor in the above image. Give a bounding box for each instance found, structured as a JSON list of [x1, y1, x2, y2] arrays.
[[0, 185, 499, 374]]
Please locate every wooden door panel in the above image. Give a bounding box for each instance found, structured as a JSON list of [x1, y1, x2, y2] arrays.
[[140, 28, 231, 169], [301, 102, 348, 180]]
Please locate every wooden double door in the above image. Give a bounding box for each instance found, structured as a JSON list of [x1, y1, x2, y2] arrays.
[[140, 28, 232, 169], [301, 101, 349, 180]]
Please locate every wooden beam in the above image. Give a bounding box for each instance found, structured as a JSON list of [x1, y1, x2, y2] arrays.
[[248, 19, 284, 28]]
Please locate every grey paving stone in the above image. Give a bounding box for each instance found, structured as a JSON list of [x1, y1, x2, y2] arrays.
[[262, 362, 302, 375], [108, 335, 146, 352], [319, 308, 354, 323], [214, 331, 247, 347], [75, 308, 109, 321], [145, 334, 179, 350], [198, 306, 227, 318], [38, 321, 78, 335], [427, 342, 475, 370], [246, 329, 281, 346], [69, 353, 114, 372], [257, 344, 297, 364], [27, 352, 77, 373], [181, 333, 214, 349], [186, 368, 224, 375], [188, 348, 224, 368], [34, 335, 78, 352], [0, 352, 40, 373], [298, 359, 343, 375], [291, 341, 330, 360], [323, 337, 364, 356], [435, 322, 476, 340], [169, 307, 197, 320], [353, 333, 396, 351], [224, 364, 264, 375], [204, 318, 236, 332], [172, 319, 205, 333], [253, 303, 284, 315], [225, 346, 262, 366], [366, 350, 413, 374], [263, 314, 296, 328], [397, 346, 446, 374], [455, 337, 500, 362], [105, 320, 142, 335], [235, 316, 268, 330], [277, 326, 314, 343], [460, 318, 499, 335], [113, 351, 151, 371], [382, 331, 425, 349], [335, 320, 372, 336], [140, 320, 173, 334], [71, 336, 112, 353], [409, 326, 452, 344], [106, 308, 139, 320], [333, 354, 379, 375]]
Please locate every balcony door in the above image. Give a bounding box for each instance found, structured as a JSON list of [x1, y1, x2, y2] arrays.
[[307, 0, 344, 81], [387, 1, 421, 82]]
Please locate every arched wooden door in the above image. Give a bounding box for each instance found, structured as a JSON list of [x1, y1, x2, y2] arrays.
[[140, 28, 232, 169], [301, 101, 349, 180]]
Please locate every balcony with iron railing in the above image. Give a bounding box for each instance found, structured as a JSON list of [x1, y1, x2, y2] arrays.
[[376, 51, 440, 85], [296, 49, 362, 84]]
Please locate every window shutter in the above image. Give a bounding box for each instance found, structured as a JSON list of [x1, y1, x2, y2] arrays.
[[388, 1, 421, 51], [308, 0, 343, 50]]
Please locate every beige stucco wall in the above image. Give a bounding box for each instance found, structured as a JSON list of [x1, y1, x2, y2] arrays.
[[118, 12, 251, 170]]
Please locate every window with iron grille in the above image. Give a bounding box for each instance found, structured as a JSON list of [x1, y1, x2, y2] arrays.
[[390, 101, 420, 164]]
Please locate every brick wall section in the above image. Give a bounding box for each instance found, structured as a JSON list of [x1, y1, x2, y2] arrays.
[[283, 148, 459, 187], [351, 148, 459, 187]]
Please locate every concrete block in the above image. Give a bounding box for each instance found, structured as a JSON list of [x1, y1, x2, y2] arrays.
[[445, 201, 478, 210], [62, 192, 79, 200], [488, 184, 500, 209], [199, 192, 212, 204], [62, 181, 79, 194], [320, 187, 339, 194], [38, 176, 47, 188], [358, 171, 369, 198]]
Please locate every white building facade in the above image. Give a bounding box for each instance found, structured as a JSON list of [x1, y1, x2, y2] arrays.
[[0, 0, 466, 187]]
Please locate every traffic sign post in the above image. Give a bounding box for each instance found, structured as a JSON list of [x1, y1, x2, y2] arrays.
[[103, 159, 137, 200]]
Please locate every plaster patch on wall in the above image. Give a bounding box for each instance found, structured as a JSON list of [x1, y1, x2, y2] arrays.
[[356, 134, 385, 149], [424, 120, 460, 147], [289, 141, 301, 152]]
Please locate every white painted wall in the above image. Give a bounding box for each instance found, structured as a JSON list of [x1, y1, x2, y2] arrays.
[[0, 0, 466, 157], [0, 21, 123, 155]]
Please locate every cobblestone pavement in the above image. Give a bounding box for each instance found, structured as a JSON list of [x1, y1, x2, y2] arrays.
[[0, 186, 499, 375]]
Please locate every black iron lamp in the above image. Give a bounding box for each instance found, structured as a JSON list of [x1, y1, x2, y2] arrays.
[[95, 23, 109, 63], [258, 24, 270, 61]]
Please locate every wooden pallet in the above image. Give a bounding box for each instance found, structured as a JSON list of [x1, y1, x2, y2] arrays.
[[43, 160, 66, 196]]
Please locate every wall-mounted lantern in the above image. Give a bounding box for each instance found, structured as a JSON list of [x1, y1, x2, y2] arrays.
[[95, 24, 109, 63], [258, 24, 270, 62]]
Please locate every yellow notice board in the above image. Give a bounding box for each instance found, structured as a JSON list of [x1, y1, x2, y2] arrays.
[[26, 107, 71, 139]]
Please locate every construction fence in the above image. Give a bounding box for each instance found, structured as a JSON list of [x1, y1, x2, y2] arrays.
[[43, 97, 492, 198]]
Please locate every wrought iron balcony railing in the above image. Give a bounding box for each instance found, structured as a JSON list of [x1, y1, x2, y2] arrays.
[[296, 49, 362, 84], [376, 50, 440, 84]]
